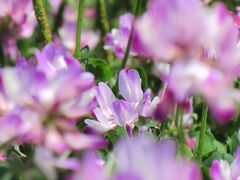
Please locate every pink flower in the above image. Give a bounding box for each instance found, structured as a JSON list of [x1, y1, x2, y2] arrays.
[[185, 136, 196, 150], [0, 43, 105, 153], [134, 0, 207, 61], [210, 147, 240, 180], [34, 146, 80, 180], [58, 7, 100, 52], [104, 13, 136, 59], [0, 0, 36, 59], [59, 23, 100, 51], [69, 152, 107, 180], [86, 69, 158, 132], [114, 136, 202, 180], [0, 152, 6, 162], [167, 60, 240, 123], [112, 100, 138, 128]]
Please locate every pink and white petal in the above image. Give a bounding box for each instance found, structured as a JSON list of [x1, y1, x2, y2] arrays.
[[231, 146, 240, 179], [96, 82, 116, 117], [112, 100, 138, 128], [64, 133, 106, 150], [44, 128, 69, 154], [119, 69, 143, 104], [210, 160, 231, 180], [85, 119, 113, 133]]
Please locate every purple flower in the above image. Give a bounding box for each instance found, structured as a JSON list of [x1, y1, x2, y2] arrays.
[[133, 0, 240, 124], [134, 0, 207, 61], [104, 13, 136, 59], [85, 82, 117, 132], [119, 69, 143, 105], [0, 0, 36, 59], [57, 6, 100, 52], [85, 107, 117, 133], [0, 43, 105, 153], [112, 100, 138, 128], [210, 147, 240, 180], [95, 82, 116, 118], [119, 69, 158, 117], [69, 152, 107, 180], [34, 146, 81, 180], [167, 60, 240, 123], [58, 23, 100, 52], [35, 43, 81, 78], [0, 108, 42, 145], [114, 136, 202, 180], [86, 69, 158, 132], [49, 0, 62, 15]]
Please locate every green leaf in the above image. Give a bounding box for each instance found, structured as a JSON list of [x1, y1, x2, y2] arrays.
[[80, 46, 90, 60], [204, 151, 233, 167], [204, 151, 222, 166], [222, 153, 233, 164], [178, 144, 193, 159], [227, 133, 239, 155], [105, 126, 126, 145], [85, 58, 114, 82], [194, 130, 216, 157], [212, 140, 226, 154]]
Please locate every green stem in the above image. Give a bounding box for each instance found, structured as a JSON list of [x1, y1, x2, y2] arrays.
[[74, 0, 85, 59], [98, 0, 113, 60], [33, 0, 52, 44], [176, 107, 185, 156], [98, 0, 110, 35], [197, 104, 208, 163], [121, 0, 142, 69], [53, 0, 67, 34]]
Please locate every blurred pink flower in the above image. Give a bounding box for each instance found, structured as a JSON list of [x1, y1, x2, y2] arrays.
[[34, 146, 80, 180], [84, 7, 97, 18], [114, 136, 202, 180], [69, 152, 107, 180], [134, 0, 207, 61], [0, 43, 105, 153], [0, 152, 6, 162], [210, 147, 240, 180], [134, 0, 240, 123], [58, 7, 100, 52], [185, 135, 196, 150], [104, 13, 136, 59], [0, 0, 36, 59], [59, 23, 100, 52]]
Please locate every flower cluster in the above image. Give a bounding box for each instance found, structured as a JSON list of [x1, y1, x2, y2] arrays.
[[1, 0, 240, 179], [70, 136, 202, 180], [0, 0, 36, 59], [0, 43, 104, 154], [138, 0, 240, 124], [86, 69, 158, 133]]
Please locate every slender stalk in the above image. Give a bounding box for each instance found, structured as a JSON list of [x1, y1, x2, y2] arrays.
[[176, 107, 185, 156], [74, 0, 85, 59], [33, 0, 52, 44], [53, 0, 67, 34], [98, 0, 110, 35], [98, 0, 113, 60], [121, 0, 142, 69], [197, 104, 208, 163]]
